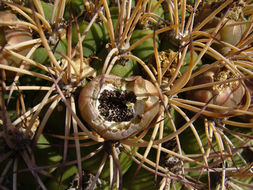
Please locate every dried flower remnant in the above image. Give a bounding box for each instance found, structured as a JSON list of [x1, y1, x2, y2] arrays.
[[148, 50, 181, 82], [2, 114, 40, 152], [78, 74, 160, 140], [61, 55, 96, 83], [18, 116, 40, 139], [187, 65, 245, 114]]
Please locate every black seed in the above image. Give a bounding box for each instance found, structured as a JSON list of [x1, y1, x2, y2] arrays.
[[98, 89, 136, 122]]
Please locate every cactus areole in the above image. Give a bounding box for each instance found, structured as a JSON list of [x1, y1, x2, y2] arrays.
[[78, 75, 160, 140]]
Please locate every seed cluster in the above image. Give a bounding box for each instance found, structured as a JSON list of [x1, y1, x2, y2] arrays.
[[98, 89, 136, 122]]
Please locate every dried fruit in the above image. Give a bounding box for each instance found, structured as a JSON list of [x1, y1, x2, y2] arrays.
[[78, 74, 160, 140], [0, 10, 33, 78], [187, 65, 245, 114], [219, 19, 244, 46]]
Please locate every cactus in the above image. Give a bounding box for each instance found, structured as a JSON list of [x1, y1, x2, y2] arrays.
[[0, 0, 252, 189]]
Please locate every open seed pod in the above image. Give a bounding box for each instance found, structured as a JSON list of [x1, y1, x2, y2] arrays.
[[186, 65, 245, 115], [78, 74, 160, 140]]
